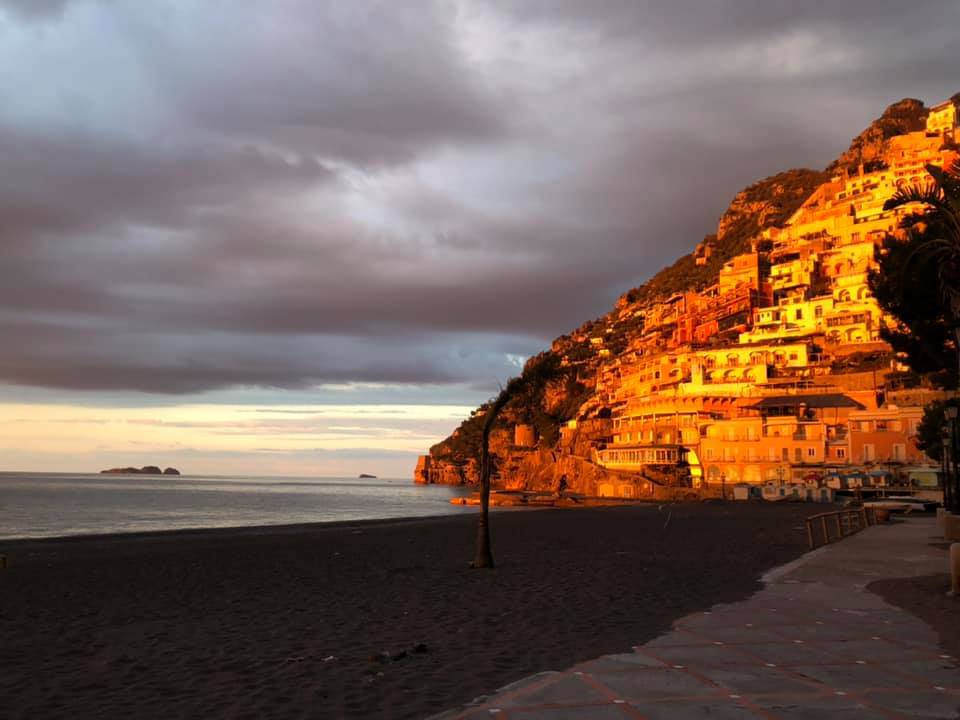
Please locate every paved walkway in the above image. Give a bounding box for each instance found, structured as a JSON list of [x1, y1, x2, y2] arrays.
[[433, 517, 958, 719]]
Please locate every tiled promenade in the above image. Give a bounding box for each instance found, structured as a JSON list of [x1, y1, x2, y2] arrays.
[[434, 517, 958, 719]]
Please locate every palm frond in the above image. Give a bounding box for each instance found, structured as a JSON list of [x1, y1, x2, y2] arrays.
[[883, 182, 945, 212], [926, 163, 960, 202]]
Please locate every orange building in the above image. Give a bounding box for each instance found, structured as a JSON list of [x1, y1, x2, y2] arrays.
[[718, 252, 762, 294], [847, 406, 930, 464], [697, 393, 866, 486]]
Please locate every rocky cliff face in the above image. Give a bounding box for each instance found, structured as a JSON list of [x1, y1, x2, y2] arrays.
[[624, 168, 826, 306], [826, 98, 928, 174], [417, 97, 937, 489]]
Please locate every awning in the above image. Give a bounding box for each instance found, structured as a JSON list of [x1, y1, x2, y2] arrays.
[[744, 394, 866, 411]]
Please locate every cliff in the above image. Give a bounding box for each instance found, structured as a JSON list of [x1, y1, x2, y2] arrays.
[[826, 98, 928, 174], [416, 95, 955, 491], [625, 168, 827, 305]]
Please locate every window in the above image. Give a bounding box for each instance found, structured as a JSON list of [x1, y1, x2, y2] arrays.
[[807, 447, 816, 457], [892, 444, 906, 461], [706, 448, 715, 460], [863, 443, 876, 462], [795, 309, 803, 320], [815, 306, 824, 318], [837, 448, 846, 458], [795, 447, 803, 462], [782, 448, 789, 461]]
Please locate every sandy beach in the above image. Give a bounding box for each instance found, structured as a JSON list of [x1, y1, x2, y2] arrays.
[[0, 504, 816, 719]]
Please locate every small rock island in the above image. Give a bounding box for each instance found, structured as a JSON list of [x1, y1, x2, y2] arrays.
[[100, 466, 181, 476], [358, 473, 377, 479]]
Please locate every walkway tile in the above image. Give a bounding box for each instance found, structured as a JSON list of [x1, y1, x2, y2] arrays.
[[643, 644, 758, 667], [882, 659, 960, 689], [435, 518, 958, 719], [496, 674, 611, 708], [750, 693, 891, 718], [506, 706, 635, 720], [629, 698, 764, 718], [861, 689, 960, 718], [727, 641, 836, 667], [790, 661, 926, 691], [587, 667, 721, 700], [695, 665, 823, 696], [571, 653, 667, 672], [811, 638, 936, 662]]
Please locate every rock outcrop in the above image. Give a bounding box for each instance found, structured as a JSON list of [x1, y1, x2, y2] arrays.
[[100, 465, 180, 476], [826, 98, 928, 174]]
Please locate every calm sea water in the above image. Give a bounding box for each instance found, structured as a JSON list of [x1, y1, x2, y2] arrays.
[[0, 472, 474, 540]]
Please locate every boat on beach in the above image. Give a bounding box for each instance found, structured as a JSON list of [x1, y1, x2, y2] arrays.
[[864, 496, 939, 513]]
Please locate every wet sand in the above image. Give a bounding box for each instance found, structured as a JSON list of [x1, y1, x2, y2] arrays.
[[0, 503, 816, 719]]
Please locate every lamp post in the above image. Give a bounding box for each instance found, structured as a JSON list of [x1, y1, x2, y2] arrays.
[[944, 433, 953, 514], [720, 472, 726, 501], [947, 406, 959, 515]]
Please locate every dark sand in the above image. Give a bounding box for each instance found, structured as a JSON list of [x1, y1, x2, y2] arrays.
[[0, 503, 815, 719], [870, 568, 960, 661]]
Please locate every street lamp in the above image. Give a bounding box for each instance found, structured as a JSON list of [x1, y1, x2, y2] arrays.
[[944, 434, 953, 513], [947, 406, 959, 514], [720, 472, 726, 501]]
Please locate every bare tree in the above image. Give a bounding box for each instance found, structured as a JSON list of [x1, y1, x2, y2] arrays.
[[472, 376, 524, 569], [472, 355, 561, 569]]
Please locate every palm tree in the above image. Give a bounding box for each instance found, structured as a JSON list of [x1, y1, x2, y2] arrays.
[[883, 158, 960, 381]]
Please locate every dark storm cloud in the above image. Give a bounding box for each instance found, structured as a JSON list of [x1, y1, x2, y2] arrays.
[[125, 1, 506, 167], [1, 0, 959, 394], [0, 0, 74, 20]]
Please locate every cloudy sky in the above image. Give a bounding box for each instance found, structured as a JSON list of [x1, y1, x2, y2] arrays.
[[2, 0, 958, 476]]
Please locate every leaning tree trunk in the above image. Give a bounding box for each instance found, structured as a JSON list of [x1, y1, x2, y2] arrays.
[[472, 413, 496, 568], [472, 383, 517, 569]]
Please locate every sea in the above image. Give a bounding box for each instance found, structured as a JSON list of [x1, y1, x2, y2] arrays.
[[0, 472, 475, 540]]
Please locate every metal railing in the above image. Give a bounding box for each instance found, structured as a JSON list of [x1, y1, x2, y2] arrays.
[[805, 507, 877, 550]]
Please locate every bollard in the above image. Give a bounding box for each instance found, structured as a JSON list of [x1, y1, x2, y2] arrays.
[[0, 554, 6, 569], [946, 514, 960, 542], [952, 544, 960, 596]]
